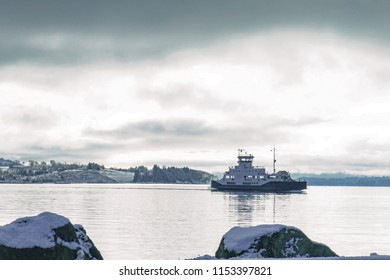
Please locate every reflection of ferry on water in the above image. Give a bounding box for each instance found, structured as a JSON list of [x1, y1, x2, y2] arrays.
[[211, 148, 307, 192]]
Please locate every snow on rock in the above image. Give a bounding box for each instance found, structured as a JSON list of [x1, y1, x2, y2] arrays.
[[0, 212, 103, 260], [215, 224, 338, 259], [222, 224, 287, 254], [0, 212, 69, 249]]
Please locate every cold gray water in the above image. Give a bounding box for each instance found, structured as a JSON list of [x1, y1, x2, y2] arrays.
[[1, 184, 390, 259]]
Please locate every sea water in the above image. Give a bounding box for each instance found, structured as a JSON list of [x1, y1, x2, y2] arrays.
[[0, 184, 390, 259]]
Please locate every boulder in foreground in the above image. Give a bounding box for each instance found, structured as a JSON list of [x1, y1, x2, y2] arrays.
[[216, 224, 338, 259], [0, 212, 103, 260]]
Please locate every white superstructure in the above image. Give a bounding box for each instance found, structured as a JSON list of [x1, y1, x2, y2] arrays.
[[211, 149, 306, 191], [219, 149, 292, 186]]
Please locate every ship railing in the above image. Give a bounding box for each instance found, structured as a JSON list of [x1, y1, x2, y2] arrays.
[[238, 149, 252, 157]]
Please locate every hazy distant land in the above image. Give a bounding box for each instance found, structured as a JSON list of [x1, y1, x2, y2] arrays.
[[297, 175, 390, 187], [1, 157, 390, 186]]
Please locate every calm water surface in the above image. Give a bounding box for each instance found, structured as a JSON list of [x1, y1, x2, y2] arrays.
[[1, 184, 390, 259]]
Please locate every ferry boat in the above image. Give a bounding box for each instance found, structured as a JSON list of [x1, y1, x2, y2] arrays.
[[211, 148, 307, 192]]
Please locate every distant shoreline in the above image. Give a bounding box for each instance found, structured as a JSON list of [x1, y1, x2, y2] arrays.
[[0, 166, 215, 185], [299, 176, 390, 187]]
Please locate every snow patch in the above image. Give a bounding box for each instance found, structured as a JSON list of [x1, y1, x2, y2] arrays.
[[283, 237, 302, 257], [56, 237, 79, 250], [223, 224, 296, 253], [74, 224, 95, 259], [0, 212, 70, 249]]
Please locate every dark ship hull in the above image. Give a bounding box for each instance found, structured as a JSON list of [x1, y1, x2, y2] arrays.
[[211, 180, 307, 192]]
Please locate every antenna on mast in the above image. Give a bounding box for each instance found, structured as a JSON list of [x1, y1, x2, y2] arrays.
[[272, 145, 276, 174]]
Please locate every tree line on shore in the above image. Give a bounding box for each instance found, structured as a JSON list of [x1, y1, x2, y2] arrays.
[[130, 165, 216, 184]]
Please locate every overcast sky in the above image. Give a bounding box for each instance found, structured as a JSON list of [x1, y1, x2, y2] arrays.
[[1, 0, 390, 175]]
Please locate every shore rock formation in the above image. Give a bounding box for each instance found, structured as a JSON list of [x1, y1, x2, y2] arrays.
[[216, 224, 338, 259], [0, 212, 103, 260]]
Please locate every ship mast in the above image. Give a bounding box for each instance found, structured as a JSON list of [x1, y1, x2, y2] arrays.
[[272, 145, 276, 174]]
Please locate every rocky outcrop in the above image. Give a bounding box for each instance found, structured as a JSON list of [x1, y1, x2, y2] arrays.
[[0, 212, 103, 260], [216, 224, 338, 259]]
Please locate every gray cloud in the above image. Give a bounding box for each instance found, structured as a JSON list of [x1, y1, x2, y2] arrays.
[[3, 105, 59, 130], [86, 119, 213, 140], [2, 1, 389, 37], [10, 142, 127, 164], [346, 139, 390, 156], [84, 116, 325, 150], [137, 83, 239, 112], [288, 152, 390, 175], [139, 84, 211, 108], [1, 0, 390, 65]]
